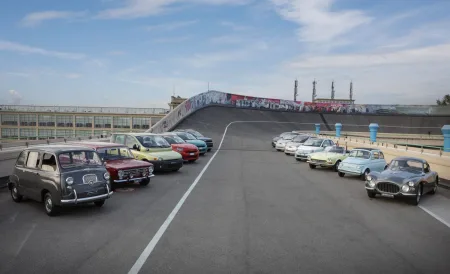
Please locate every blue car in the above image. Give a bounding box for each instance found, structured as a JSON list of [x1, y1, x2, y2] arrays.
[[172, 131, 208, 155], [337, 148, 387, 180], [175, 129, 213, 152]]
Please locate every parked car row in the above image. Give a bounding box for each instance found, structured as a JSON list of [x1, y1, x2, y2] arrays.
[[272, 132, 440, 206], [7, 128, 214, 216]]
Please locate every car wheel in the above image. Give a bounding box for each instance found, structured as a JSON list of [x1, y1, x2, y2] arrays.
[[188, 159, 196, 163], [309, 164, 316, 169], [409, 184, 422, 206], [207, 148, 212, 152], [94, 200, 105, 207], [10, 184, 23, 203], [200, 153, 206, 156], [338, 171, 345, 177], [140, 178, 150, 186], [333, 161, 341, 172], [44, 193, 59, 216], [295, 158, 301, 161], [361, 169, 370, 181], [430, 177, 438, 195], [367, 190, 376, 198]]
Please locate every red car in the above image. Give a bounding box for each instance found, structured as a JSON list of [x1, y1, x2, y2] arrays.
[[75, 142, 155, 189], [158, 133, 200, 162]]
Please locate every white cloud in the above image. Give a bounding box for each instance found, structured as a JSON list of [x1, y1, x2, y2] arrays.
[[96, 0, 252, 19], [145, 20, 198, 31], [270, 0, 372, 43], [21, 10, 87, 27], [8, 90, 22, 104], [0, 40, 86, 60]]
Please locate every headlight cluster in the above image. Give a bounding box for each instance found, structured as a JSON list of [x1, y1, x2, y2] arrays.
[[408, 181, 414, 187], [66, 177, 74, 186], [149, 166, 154, 174], [177, 147, 184, 152], [118, 170, 124, 179], [402, 185, 410, 192], [366, 175, 376, 187], [327, 158, 332, 162], [307, 156, 311, 161]]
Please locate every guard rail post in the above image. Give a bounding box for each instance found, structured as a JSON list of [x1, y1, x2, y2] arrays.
[[442, 125, 450, 152]]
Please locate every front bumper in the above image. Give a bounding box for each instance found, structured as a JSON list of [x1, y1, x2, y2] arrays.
[[179, 151, 200, 161], [275, 144, 286, 151], [337, 166, 363, 176], [150, 159, 183, 171], [114, 174, 155, 183], [284, 147, 297, 155], [365, 186, 416, 197], [307, 160, 334, 167], [61, 184, 113, 205], [295, 152, 312, 160]]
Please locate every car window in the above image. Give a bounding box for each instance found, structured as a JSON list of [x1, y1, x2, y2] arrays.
[[379, 151, 385, 159], [125, 135, 139, 149], [26, 151, 40, 169], [424, 164, 430, 173], [41, 153, 57, 172], [372, 151, 380, 159], [16, 151, 27, 166], [58, 151, 103, 169], [114, 135, 125, 145], [349, 150, 370, 159]]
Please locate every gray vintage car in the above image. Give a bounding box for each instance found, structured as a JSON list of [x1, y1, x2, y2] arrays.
[[365, 157, 439, 205], [8, 145, 113, 216]]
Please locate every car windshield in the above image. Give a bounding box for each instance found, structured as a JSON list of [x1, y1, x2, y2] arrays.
[[188, 130, 203, 137], [136, 135, 171, 148], [303, 139, 323, 147], [292, 135, 309, 142], [96, 147, 133, 160], [176, 132, 197, 140], [58, 150, 103, 169], [325, 146, 345, 153], [162, 135, 185, 144], [279, 132, 291, 137], [349, 150, 371, 159], [388, 159, 423, 174], [282, 134, 298, 140]]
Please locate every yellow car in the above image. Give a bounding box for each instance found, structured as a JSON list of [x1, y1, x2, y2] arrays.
[[307, 146, 349, 171], [110, 133, 183, 172]]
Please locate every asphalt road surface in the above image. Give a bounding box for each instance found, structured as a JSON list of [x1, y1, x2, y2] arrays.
[[1, 107, 450, 274]]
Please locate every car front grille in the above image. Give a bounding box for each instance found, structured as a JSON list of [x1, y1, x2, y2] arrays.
[[311, 159, 327, 164], [82, 174, 98, 185], [376, 182, 400, 194], [123, 168, 147, 178]]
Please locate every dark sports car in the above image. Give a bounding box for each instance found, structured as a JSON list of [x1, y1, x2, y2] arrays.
[[365, 157, 439, 205]]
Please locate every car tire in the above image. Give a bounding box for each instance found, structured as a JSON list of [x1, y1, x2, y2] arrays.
[[188, 160, 196, 163], [430, 177, 438, 195], [207, 148, 212, 152], [409, 184, 422, 206], [333, 161, 341, 172], [44, 192, 59, 216], [10, 184, 23, 203], [338, 171, 345, 177], [295, 158, 301, 161], [200, 153, 206, 156], [140, 178, 150, 186], [367, 190, 376, 198], [94, 200, 105, 207], [361, 169, 370, 181], [309, 164, 316, 169]]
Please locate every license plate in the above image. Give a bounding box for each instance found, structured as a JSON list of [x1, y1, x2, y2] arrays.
[[381, 194, 394, 198], [189, 153, 195, 156]]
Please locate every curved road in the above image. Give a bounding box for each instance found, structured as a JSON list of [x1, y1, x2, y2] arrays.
[[1, 107, 450, 274]]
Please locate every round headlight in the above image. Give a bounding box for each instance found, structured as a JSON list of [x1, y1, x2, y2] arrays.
[[366, 175, 372, 181], [66, 177, 74, 185], [402, 185, 410, 192], [369, 181, 376, 187], [149, 166, 154, 173], [118, 170, 124, 178], [408, 181, 414, 187], [177, 147, 183, 152], [157, 157, 163, 161], [104, 172, 110, 180]]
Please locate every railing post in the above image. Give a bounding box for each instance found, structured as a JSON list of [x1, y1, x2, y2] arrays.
[[25, 142, 29, 147]]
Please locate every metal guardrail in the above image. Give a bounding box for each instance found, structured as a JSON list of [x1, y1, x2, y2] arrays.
[[0, 135, 111, 151]]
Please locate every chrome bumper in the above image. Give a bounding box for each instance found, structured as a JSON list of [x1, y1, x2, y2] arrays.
[[307, 160, 333, 167], [114, 174, 155, 183], [365, 187, 416, 196], [61, 184, 113, 205]]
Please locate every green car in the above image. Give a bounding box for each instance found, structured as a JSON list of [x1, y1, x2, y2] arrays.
[[172, 131, 208, 155], [307, 146, 349, 171], [110, 133, 183, 172]]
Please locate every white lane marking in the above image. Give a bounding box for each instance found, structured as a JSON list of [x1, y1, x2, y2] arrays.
[[419, 206, 450, 229], [419, 194, 450, 229], [15, 223, 36, 257]]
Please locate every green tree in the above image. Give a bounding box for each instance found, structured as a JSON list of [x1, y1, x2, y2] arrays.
[[436, 94, 450, 106]]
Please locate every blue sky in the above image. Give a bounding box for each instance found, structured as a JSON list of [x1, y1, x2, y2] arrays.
[[1, 0, 450, 108]]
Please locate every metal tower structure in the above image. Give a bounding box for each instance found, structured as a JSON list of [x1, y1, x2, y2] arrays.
[[349, 81, 353, 101], [294, 79, 298, 101], [312, 79, 317, 102], [331, 81, 335, 99]]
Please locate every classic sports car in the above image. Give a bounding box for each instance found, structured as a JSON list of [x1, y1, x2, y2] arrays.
[[307, 146, 349, 171], [272, 132, 295, 147], [294, 138, 335, 161], [365, 157, 439, 205], [337, 148, 387, 180], [275, 133, 300, 151], [158, 133, 200, 162], [174, 129, 213, 151], [110, 133, 183, 172], [172, 131, 208, 155], [284, 135, 311, 155], [75, 142, 155, 189]]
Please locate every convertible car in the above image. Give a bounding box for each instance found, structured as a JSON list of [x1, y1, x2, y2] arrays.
[[307, 146, 349, 171], [365, 157, 439, 205]]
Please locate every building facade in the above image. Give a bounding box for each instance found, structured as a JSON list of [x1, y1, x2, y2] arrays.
[[168, 96, 187, 111], [0, 105, 168, 140]]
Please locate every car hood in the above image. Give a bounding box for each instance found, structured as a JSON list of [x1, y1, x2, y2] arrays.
[[375, 170, 421, 183], [186, 140, 207, 146], [277, 139, 291, 144], [297, 146, 321, 152], [286, 141, 303, 147], [310, 152, 341, 159], [342, 157, 369, 165], [142, 150, 183, 160], [106, 159, 152, 170], [171, 143, 199, 150]]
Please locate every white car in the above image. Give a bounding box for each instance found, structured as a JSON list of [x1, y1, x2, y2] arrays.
[[284, 135, 312, 155], [295, 138, 335, 161], [275, 133, 299, 151]]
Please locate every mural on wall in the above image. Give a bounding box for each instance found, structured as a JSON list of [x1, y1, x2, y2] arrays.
[[148, 90, 448, 133]]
